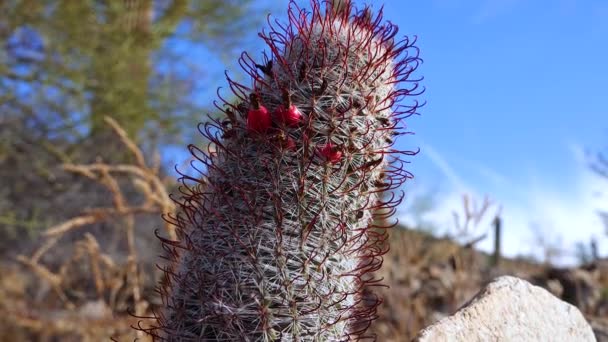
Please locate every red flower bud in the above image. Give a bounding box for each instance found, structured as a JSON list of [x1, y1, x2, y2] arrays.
[[247, 93, 271, 134], [275, 104, 303, 127], [275, 89, 303, 127], [317, 143, 342, 164]]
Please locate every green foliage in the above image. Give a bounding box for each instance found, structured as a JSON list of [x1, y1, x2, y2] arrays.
[[0, 0, 266, 248], [1, 0, 262, 142]]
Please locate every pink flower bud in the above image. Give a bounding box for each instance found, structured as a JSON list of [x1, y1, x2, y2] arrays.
[[275, 104, 303, 127], [275, 89, 303, 127], [247, 94, 271, 134], [317, 143, 342, 164]]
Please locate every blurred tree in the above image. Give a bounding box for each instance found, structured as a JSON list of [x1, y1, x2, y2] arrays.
[[575, 241, 593, 265], [0, 0, 268, 249], [530, 221, 565, 265], [1, 0, 262, 142], [574, 237, 600, 265]]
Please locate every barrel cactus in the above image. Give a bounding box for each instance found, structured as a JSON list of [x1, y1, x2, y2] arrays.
[[147, 0, 422, 340]]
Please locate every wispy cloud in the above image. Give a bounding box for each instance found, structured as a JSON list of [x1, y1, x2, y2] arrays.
[[421, 144, 470, 193], [476, 164, 511, 188]]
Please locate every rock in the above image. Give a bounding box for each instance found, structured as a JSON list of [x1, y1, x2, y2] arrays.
[[545, 267, 601, 313], [414, 276, 596, 342]]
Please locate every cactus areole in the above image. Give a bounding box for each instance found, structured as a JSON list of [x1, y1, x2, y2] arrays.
[[146, 0, 422, 340]]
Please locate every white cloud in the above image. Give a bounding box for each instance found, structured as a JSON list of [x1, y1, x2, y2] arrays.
[[401, 143, 608, 266]]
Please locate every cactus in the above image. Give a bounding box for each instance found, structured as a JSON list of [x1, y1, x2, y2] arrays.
[[491, 215, 502, 267], [146, 0, 422, 340]]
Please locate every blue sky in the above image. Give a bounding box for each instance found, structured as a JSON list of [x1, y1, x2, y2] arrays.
[[383, 0, 608, 263], [172, 0, 608, 264]]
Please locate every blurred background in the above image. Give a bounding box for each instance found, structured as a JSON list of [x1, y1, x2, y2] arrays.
[[1, 0, 607, 341]]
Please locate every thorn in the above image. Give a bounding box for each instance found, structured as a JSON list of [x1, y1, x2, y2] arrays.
[[377, 117, 390, 126], [225, 108, 237, 124], [330, 0, 350, 18], [360, 7, 372, 24], [281, 88, 292, 107], [374, 180, 390, 188], [237, 101, 248, 113], [255, 60, 273, 76], [249, 93, 261, 109], [298, 62, 307, 82], [312, 55, 323, 69], [362, 156, 383, 170], [313, 78, 328, 97], [221, 130, 236, 139]]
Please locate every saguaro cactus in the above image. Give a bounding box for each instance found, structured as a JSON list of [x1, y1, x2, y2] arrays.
[[147, 0, 422, 340]]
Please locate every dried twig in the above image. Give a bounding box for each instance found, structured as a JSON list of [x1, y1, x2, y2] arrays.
[[12, 117, 175, 341]]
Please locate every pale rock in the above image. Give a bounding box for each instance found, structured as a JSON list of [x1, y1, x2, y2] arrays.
[[415, 276, 596, 342]]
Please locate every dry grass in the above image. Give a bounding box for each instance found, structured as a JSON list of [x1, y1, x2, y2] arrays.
[[368, 194, 541, 341], [2, 117, 176, 341], [1, 119, 606, 341]]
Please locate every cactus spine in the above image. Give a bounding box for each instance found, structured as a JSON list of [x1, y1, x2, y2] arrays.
[[148, 1, 422, 340]]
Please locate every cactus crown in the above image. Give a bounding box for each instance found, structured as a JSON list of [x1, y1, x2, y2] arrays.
[[144, 0, 422, 340]]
